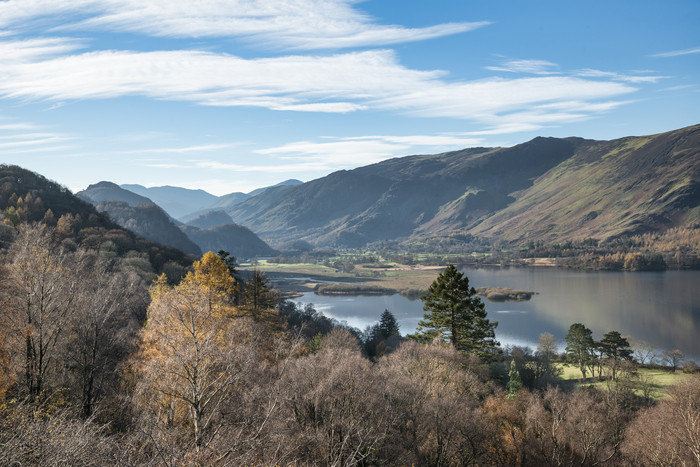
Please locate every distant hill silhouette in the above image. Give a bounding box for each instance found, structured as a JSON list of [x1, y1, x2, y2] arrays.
[[181, 224, 278, 260], [80, 183, 276, 258], [120, 184, 218, 219], [184, 210, 234, 229], [78, 182, 201, 255], [179, 179, 303, 222], [77, 181, 153, 207]]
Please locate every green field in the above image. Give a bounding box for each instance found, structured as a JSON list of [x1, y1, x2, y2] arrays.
[[240, 258, 446, 294], [557, 363, 694, 399]]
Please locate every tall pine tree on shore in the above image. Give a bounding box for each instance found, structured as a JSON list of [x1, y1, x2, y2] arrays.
[[410, 265, 499, 360], [564, 323, 596, 379]]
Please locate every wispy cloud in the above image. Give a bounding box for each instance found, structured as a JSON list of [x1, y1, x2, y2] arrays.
[[485, 59, 559, 75], [113, 143, 238, 155], [138, 132, 485, 176], [0, 43, 639, 132], [255, 133, 485, 169], [575, 68, 668, 83], [661, 84, 696, 92], [376, 76, 635, 123], [0, 37, 85, 62], [651, 46, 700, 58], [0, 122, 39, 131], [0, 47, 436, 107], [0, 120, 75, 154], [0, 0, 486, 50]]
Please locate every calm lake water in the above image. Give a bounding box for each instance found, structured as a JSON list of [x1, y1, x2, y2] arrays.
[[292, 268, 700, 361]]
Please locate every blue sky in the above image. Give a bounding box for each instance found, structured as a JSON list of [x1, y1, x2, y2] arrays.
[[1, 0, 698, 195]]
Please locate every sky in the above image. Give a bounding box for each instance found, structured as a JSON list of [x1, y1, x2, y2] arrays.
[[0, 0, 698, 196]]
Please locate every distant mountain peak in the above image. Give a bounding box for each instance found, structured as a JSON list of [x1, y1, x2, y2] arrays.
[[247, 179, 303, 197], [119, 184, 218, 219], [185, 210, 234, 229], [78, 181, 155, 207]]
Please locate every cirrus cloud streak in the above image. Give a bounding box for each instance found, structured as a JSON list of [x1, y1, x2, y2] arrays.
[[0, 40, 638, 132], [0, 0, 487, 50]]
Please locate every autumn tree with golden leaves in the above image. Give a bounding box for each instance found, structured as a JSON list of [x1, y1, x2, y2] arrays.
[[133, 251, 257, 454]]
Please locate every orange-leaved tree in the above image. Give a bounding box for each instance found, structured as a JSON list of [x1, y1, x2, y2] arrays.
[[133, 251, 253, 454]]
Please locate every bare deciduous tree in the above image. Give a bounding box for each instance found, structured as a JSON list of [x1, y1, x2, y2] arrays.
[[6, 224, 79, 397], [0, 402, 116, 466], [664, 349, 685, 372], [630, 338, 658, 365], [66, 251, 143, 417], [623, 377, 700, 466], [277, 328, 392, 466]]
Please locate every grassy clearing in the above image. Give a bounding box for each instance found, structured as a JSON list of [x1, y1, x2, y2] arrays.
[[241, 259, 444, 294], [558, 363, 584, 380], [556, 363, 693, 399], [241, 260, 346, 277]]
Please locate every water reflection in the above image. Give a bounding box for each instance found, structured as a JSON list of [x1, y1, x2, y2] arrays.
[[292, 269, 700, 360]]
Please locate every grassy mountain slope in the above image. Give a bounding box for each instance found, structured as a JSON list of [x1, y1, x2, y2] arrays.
[[247, 178, 303, 197], [471, 125, 700, 243], [226, 138, 582, 247], [226, 125, 699, 248], [179, 179, 303, 222]]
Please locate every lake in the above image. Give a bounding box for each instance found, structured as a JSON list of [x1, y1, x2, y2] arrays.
[[291, 268, 700, 361]]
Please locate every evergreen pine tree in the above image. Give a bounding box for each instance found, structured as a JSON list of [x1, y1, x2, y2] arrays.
[[411, 264, 499, 359], [599, 330, 633, 380], [377, 309, 400, 338], [507, 360, 522, 399], [241, 269, 277, 317], [564, 323, 595, 379]]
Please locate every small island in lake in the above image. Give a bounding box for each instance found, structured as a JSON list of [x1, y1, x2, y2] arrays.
[[312, 283, 535, 302], [475, 287, 536, 302], [314, 283, 397, 296]]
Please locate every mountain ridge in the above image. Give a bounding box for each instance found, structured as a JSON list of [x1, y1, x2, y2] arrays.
[[222, 125, 699, 248], [77, 183, 202, 255]]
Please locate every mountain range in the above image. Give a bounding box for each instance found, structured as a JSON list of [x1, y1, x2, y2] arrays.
[[220, 124, 699, 248], [123, 179, 303, 221], [78, 182, 277, 259], [79, 124, 700, 252]]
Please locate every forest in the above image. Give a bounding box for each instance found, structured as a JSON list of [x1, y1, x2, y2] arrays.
[[0, 165, 699, 466], [0, 222, 698, 466]]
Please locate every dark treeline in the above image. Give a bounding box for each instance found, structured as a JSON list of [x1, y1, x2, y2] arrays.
[[270, 222, 700, 271], [0, 224, 698, 466]]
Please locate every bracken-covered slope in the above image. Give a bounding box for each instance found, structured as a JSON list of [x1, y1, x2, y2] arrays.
[[225, 137, 582, 246], [470, 124, 700, 243], [226, 124, 699, 248]]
